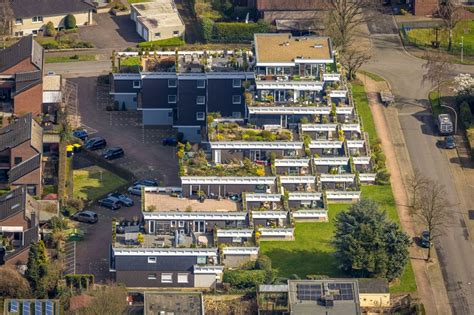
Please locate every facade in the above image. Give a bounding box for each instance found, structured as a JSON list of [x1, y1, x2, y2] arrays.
[[111, 50, 254, 142], [10, 0, 93, 37], [130, 0, 185, 41], [0, 186, 39, 266], [0, 36, 44, 116], [0, 114, 44, 195]]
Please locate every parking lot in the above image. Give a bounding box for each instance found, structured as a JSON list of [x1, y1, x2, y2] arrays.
[[71, 75, 180, 186]]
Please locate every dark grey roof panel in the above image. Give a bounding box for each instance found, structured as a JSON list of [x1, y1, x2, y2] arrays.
[[9, 154, 41, 183], [0, 186, 26, 221], [0, 36, 34, 73], [0, 113, 34, 152], [114, 255, 197, 272], [11, 0, 92, 18]]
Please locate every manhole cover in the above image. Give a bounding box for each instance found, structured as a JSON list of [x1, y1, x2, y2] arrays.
[[468, 210, 474, 220]]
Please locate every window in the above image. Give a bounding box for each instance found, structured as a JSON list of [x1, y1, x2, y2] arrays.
[[14, 157, 22, 165], [15, 18, 23, 25], [32, 16, 43, 23], [197, 80, 205, 88], [232, 79, 241, 88], [133, 80, 141, 88], [196, 96, 205, 105], [32, 30, 38, 35], [232, 112, 242, 118], [161, 273, 173, 283], [171, 220, 176, 227], [168, 79, 177, 88], [232, 95, 241, 104], [197, 256, 207, 264], [148, 274, 157, 280], [173, 30, 180, 36], [177, 273, 188, 283], [196, 112, 205, 121], [232, 237, 242, 243], [168, 95, 177, 103], [14, 31, 23, 37], [178, 221, 185, 227], [148, 257, 157, 263], [155, 32, 161, 38]]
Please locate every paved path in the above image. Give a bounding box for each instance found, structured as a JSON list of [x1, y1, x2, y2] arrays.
[[362, 32, 474, 314]]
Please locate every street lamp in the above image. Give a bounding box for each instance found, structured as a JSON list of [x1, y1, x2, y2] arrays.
[[440, 103, 458, 135]]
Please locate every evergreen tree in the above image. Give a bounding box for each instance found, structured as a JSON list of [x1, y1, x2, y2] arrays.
[[333, 199, 410, 281], [25, 240, 49, 298]]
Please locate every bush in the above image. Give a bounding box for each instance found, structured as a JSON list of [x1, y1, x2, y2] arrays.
[[138, 37, 184, 49], [72, 41, 94, 48], [256, 254, 272, 271], [211, 20, 270, 43], [460, 101, 473, 128], [40, 39, 59, 49], [44, 21, 57, 37], [200, 17, 214, 42], [223, 269, 266, 289], [64, 14, 77, 29]]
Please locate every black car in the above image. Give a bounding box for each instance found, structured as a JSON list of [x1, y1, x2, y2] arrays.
[[98, 197, 121, 210], [444, 136, 456, 149], [162, 137, 178, 146], [102, 147, 124, 160], [84, 137, 107, 150], [134, 179, 158, 187], [71, 211, 98, 224], [421, 231, 431, 248]]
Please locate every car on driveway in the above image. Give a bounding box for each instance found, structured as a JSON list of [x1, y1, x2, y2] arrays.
[[134, 179, 158, 187], [102, 147, 124, 160], [107, 192, 134, 207], [421, 231, 431, 248], [84, 137, 107, 150], [162, 137, 178, 146], [71, 210, 98, 224], [128, 185, 145, 196], [444, 136, 456, 149], [73, 129, 88, 141], [98, 196, 121, 210]]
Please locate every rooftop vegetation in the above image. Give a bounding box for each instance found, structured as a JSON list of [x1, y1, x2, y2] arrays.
[[209, 122, 293, 141]]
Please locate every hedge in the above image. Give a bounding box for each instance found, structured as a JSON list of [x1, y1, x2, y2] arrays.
[[138, 37, 185, 49], [199, 19, 271, 43], [223, 269, 266, 289], [65, 274, 94, 290]]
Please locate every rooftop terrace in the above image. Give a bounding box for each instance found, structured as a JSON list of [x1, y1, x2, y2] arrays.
[[143, 192, 240, 212]]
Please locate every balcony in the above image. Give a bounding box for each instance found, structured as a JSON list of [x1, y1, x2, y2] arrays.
[[3, 226, 39, 261]]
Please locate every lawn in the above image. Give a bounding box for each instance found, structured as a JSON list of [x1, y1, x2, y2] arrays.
[[352, 82, 377, 143], [120, 56, 141, 67], [404, 20, 474, 55], [45, 54, 96, 63], [73, 166, 128, 200], [260, 185, 417, 293], [138, 37, 184, 48]]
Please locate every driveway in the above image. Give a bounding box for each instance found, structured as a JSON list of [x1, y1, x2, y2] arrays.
[[79, 13, 142, 50], [70, 75, 180, 186], [362, 19, 474, 315]]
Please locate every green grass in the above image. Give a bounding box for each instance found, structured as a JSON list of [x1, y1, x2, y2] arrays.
[[352, 82, 377, 143], [428, 90, 447, 117], [121, 56, 141, 67], [45, 55, 96, 63], [358, 70, 386, 82], [128, 0, 150, 3], [405, 20, 474, 55], [138, 37, 185, 48], [73, 166, 128, 200]]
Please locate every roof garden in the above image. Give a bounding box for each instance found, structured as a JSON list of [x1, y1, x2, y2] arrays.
[[143, 192, 241, 212], [208, 122, 294, 141]]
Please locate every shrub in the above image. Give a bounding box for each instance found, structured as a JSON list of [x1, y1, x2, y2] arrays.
[[256, 254, 272, 271], [460, 101, 473, 128], [44, 21, 57, 37], [64, 14, 77, 29], [223, 269, 266, 289], [40, 39, 59, 49], [200, 17, 214, 42]]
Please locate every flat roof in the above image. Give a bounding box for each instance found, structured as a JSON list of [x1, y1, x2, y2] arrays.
[[144, 291, 203, 315], [144, 193, 240, 212], [254, 33, 333, 65], [132, 0, 184, 32], [42, 75, 61, 91]]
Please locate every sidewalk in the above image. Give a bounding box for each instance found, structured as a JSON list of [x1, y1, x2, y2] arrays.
[[357, 73, 452, 315]]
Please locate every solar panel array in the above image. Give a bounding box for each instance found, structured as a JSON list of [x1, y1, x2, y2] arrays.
[[46, 300, 54, 315], [23, 301, 30, 315], [327, 283, 355, 301], [10, 300, 18, 312], [35, 301, 43, 314], [8, 299, 55, 315], [296, 284, 323, 301]]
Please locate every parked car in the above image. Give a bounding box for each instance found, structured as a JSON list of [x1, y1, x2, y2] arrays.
[[128, 184, 144, 196], [162, 137, 178, 146], [102, 147, 124, 160], [73, 129, 88, 141], [421, 231, 431, 248], [98, 197, 121, 210], [84, 137, 107, 150], [108, 193, 134, 207], [71, 210, 98, 224], [134, 179, 158, 187], [444, 136, 456, 149]]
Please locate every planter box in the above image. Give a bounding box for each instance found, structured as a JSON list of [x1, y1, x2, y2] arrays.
[[111, 9, 130, 16]]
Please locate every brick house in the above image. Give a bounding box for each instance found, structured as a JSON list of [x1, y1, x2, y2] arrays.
[[0, 35, 44, 116], [0, 186, 39, 266], [0, 113, 43, 196]]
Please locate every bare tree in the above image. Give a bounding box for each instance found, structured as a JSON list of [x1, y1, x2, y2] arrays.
[[412, 179, 452, 260], [406, 168, 429, 210], [341, 48, 371, 80], [439, 0, 462, 51], [0, 0, 13, 38], [422, 52, 453, 104], [79, 284, 128, 315], [326, 0, 376, 52]]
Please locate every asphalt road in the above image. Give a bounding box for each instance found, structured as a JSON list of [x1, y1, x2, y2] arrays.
[[363, 33, 474, 315]]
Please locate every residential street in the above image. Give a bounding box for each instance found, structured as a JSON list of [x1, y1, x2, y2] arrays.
[[362, 31, 474, 314]]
